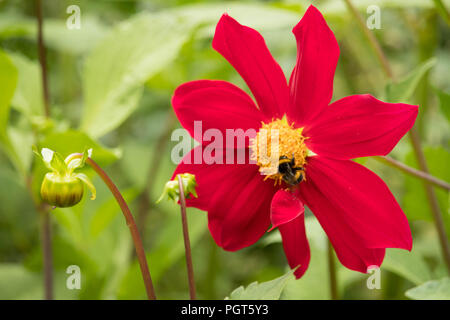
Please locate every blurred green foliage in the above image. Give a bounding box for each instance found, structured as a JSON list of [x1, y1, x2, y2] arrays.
[[0, 0, 449, 300]]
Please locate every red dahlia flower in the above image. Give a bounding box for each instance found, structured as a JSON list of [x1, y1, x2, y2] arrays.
[[171, 5, 417, 278]]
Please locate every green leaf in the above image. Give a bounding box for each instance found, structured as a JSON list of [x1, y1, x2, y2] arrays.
[[435, 88, 450, 122], [0, 263, 78, 299], [227, 269, 295, 300], [80, 13, 194, 138], [43, 17, 107, 55], [382, 248, 432, 285], [169, 2, 300, 36], [0, 264, 42, 299], [0, 13, 107, 55], [316, 0, 440, 16], [8, 53, 44, 119], [405, 278, 450, 300], [385, 58, 436, 103], [280, 216, 331, 300], [117, 207, 207, 299], [39, 130, 119, 167], [0, 49, 22, 173], [89, 188, 139, 239], [0, 50, 17, 144], [403, 147, 450, 230]]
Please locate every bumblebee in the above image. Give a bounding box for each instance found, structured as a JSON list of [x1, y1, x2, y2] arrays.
[[278, 155, 304, 185]]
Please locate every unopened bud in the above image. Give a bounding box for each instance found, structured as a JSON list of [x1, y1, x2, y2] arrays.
[[41, 173, 84, 207], [157, 173, 198, 203], [34, 147, 96, 208]]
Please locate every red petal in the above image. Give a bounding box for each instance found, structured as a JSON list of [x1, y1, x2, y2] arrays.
[[212, 14, 289, 119], [269, 189, 304, 230], [174, 146, 277, 251], [207, 166, 278, 251], [287, 5, 339, 127], [304, 95, 418, 160], [172, 146, 252, 211], [271, 190, 310, 278], [172, 80, 263, 144], [298, 157, 412, 273]]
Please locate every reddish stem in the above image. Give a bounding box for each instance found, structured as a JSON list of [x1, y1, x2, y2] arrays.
[[70, 154, 157, 300], [375, 156, 450, 191], [178, 175, 197, 300], [35, 0, 52, 299], [40, 209, 53, 300], [36, 0, 50, 118]]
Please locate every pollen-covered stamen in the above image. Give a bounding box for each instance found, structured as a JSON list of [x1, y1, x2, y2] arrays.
[[250, 117, 308, 186]]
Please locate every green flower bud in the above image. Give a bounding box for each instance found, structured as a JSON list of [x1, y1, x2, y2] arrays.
[[34, 147, 96, 208], [41, 173, 84, 207], [157, 173, 198, 203]]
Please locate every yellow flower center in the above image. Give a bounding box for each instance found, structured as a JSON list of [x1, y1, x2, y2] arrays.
[[250, 117, 308, 186]]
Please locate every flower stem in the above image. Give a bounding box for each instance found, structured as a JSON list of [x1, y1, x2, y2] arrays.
[[39, 208, 53, 300], [177, 175, 197, 300], [70, 154, 157, 299], [35, 0, 52, 299], [343, 0, 450, 275], [374, 156, 450, 191], [342, 0, 393, 79], [36, 0, 50, 118], [409, 129, 450, 272], [327, 241, 338, 300]]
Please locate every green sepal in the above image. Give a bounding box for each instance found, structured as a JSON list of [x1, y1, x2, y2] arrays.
[[179, 173, 198, 199], [66, 148, 92, 173], [74, 173, 96, 200], [34, 146, 97, 207], [33, 146, 68, 175], [156, 173, 198, 203]]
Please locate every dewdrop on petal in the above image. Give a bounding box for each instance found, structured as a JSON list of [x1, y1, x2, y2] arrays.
[[157, 173, 198, 203]]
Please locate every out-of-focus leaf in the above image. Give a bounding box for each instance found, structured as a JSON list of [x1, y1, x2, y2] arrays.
[[0, 49, 21, 172], [403, 147, 450, 231], [383, 248, 432, 285], [0, 264, 41, 299], [80, 13, 194, 138], [117, 208, 207, 299], [8, 125, 33, 174], [89, 188, 139, 239], [0, 264, 78, 299], [0, 14, 106, 55], [169, 2, 301, 37], [43, 17, 107, 55], [8, 53, 43, 119], [405, 278, 450, 300], [316, 0, 440, 16], [39, 130, 120, 167], [51, 178, 136, 299], [0, 14, 33, 38], [227, 269, 295, 300], [435, 88, 450, 122], [0, 50, 17, 144], [385, 58, 436, 103], [280, 216, 330, 300]]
